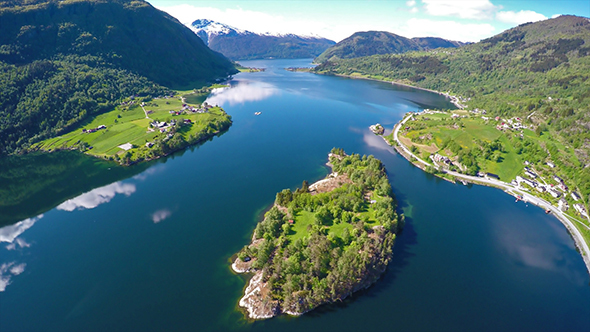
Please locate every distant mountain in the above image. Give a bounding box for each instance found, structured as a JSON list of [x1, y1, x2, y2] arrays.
[[315, 31, 465, 63], [0, 0, 237, 154], [189, 19, 336, 60]]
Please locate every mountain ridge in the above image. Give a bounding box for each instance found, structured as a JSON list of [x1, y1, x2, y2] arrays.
[[315, 30, 466, 63], [189, 19, 336, 60]]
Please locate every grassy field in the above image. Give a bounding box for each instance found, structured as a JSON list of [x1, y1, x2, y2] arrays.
[[289, 195, 383, 242], [35, 94, 231, 164], [400, 111, 526, 181]]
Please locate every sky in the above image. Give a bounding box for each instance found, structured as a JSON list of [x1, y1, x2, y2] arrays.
[[149, 0, 590, 43]]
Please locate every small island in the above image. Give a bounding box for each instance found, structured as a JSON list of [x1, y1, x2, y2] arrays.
[[232, 148, 403, 319], [369, 123, 384, 135]]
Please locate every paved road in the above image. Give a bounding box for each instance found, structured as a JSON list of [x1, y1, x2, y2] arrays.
[[392, 112, 590, 273]]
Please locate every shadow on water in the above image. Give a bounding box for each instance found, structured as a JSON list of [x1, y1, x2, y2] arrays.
[[0, 129, 231, 227], [0, 151, 149, 226]]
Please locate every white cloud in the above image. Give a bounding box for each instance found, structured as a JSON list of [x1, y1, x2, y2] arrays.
[[0, 215, 42, 244], [406, 0, 416, 6], [410, 7, 419, 14], [497, 10, 547, 25], [401, 18, 496, 42], [151, 209, 172, 223], [423, 0, 497, 20], [57, 182, 136, 211]]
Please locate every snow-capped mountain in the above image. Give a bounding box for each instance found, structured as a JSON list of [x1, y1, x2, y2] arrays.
[[188, 19, 250, 46], [188, 19, 336, 60]]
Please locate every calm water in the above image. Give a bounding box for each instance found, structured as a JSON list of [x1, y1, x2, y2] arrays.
[[1, 59, 589, 332]]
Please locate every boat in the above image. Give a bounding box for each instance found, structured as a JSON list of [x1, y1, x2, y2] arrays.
[[515, 195, 523, 202], [254, 112, 261, 115], [545, 209, 551, 214]]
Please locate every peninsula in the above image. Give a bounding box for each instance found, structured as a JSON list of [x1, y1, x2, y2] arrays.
[[382, 110, 590, 274], [33, 92, 231, 165], [232, 148, 402, 319]]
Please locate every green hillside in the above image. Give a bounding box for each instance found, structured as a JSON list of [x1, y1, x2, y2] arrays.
[[313, 15, 590, 201], [0, 0, 237, 154], [314, 30, 463, 63]]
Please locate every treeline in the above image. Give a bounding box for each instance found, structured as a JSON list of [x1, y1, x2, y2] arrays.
[[236, 149, 401, 314]]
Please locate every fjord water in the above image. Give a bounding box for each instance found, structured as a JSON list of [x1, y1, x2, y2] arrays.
[[1, 59, 589, 332]]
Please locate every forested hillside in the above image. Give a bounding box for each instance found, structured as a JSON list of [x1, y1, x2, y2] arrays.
[[313, 16, 590, 198], [314, 30, 464, 63], [0, 0, 237, 154]]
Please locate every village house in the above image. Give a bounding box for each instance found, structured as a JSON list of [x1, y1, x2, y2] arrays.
[[547, 161, 556, 168], [485, 173, 500, 180], [516, 176, 536, 188], [571, 192, 581, 201], [573, 204, 589, 218], [558, 198, 569, 212], [548, 188, 562, 198], [431, 153, 451, 165]]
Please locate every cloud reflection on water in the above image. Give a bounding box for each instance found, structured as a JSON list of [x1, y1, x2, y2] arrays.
[[151, 209, 172, 223], [494, 217, 586, 285], [0, 215, 42, 244], [0, 262, 26, 292], [57, 182, 136, 212], [206, 81, 278, 106]]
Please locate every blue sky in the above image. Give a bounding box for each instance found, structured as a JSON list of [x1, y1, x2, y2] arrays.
[[149, 0, 590, 42]]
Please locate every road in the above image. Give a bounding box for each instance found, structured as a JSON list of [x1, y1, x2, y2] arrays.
[[392, 112, 590, 274]]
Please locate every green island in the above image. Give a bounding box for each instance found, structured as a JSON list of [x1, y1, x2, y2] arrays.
[[31, 90, 231, 165], [232, 148, 402, 319]]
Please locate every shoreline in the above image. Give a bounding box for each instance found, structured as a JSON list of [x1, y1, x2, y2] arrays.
[[230, 173, 343, 320], [384, 115, 590, 275], [319, 72, 464, 109]]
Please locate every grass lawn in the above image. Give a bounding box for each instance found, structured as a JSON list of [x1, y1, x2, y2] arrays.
[[290, 199, 381, 242], [34, 93, 231, 163], [481, 135, 522, 181], [291, 210, 316, 241]]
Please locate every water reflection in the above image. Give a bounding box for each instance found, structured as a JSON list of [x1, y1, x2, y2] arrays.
[[362, 130, 396, 153], [0, 215, 42, 245], [494, 216, 587, 285], [151, 209, 172, 223], [206, 81, 278, 106], [0, 214, 42, 291], [57, 182, 136, 212], [0, 262, 26, 291]]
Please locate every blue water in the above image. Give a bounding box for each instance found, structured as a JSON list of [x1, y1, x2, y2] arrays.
[[1, 59, 588, 332]]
